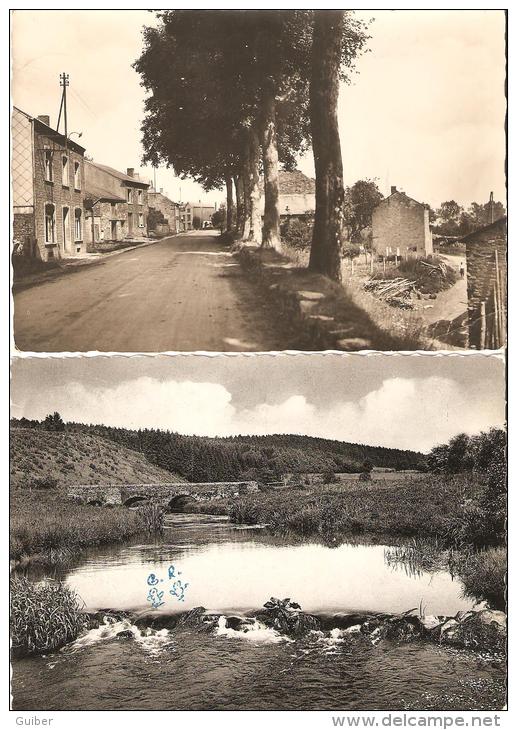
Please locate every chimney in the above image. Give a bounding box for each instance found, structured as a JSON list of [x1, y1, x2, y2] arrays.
[[390, 185, 397, 195], [126, 167, 134, 178], [37, 115, 50, 127]]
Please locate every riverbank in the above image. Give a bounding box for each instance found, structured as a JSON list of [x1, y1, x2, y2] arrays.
[[10, 491, 144, 567]]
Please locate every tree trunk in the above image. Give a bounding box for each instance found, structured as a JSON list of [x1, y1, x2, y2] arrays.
[[234, 174, 244, 237], [242, 153, 251, 240], [248, 125, 262, 244], [225, 173, 234, 231], [261, 88, 281, 251], [308, 10, 344, 283]]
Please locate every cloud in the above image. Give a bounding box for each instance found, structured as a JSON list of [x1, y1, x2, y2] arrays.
[[13, 375, 504, 454]]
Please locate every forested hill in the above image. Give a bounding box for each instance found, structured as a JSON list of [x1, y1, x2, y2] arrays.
[[11, 419, 425, 482]]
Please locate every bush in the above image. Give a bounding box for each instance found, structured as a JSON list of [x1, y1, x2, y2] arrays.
[[280, 218, 313, 250], [10, 575, 87, 657]]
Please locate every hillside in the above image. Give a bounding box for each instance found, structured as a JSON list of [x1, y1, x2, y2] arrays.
[[10, 428, 186, 488]]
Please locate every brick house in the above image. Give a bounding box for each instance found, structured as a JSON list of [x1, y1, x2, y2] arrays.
[[260, 169, 316, 220], [463, 216, 506, 349], [148, 187, 182, 235], [84, 161, 149, 243], [371, 186, 433, 258], [12, 106, 87, 260]]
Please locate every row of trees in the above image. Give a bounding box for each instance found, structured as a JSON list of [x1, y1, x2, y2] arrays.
[[134, 10, 370, 282], [431, 199, 506, 237]]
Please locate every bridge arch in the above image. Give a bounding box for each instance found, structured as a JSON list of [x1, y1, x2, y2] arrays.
[[124, 495, 150, 508], [87, 499, 103, 507], [167, 494, 198, 512]]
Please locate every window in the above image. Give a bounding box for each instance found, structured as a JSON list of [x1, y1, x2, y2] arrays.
[[137, 189, 143, 204], [74, 161, 81, 190], [127, 188, 133, 203], [62, 156, 69, 186], [138, 213, 144, 228], [74, 208, 82, 241], [44, 203, 56, 243], [44, 149, 53, 182]]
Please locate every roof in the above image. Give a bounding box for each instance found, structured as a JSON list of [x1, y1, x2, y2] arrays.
[[84, 183, 125, 203], [461, 216, 507, 243], [13, 105, 86, 154], [278, 170, 316, 195], [149, 191, 181, 206], [89, 161, 149, 188], [378, 190, 427, 209]]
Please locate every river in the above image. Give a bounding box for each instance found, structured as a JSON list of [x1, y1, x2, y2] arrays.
[[11, 514, 505, 711]]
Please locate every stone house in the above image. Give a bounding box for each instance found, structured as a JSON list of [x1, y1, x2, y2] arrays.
[[183, 202, 216, 230], [12, 106, 87, 260], [148, 187, 182, 235], [463, 216, 506, 349], [84, 161, 149, 243], [260, 169, 316, 220], [371, 186, 433, 258]]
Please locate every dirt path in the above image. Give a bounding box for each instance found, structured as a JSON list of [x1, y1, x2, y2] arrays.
[[13, 232, 294, 352]]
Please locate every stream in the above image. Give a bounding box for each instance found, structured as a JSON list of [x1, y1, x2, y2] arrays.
[[11, 513, 505, 711]]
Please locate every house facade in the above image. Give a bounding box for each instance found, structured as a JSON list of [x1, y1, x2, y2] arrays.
[[12, 106, 87, 261], [260, 169, 316, 220], [183, 202, 216, 230], [464, 217, 507, 350], [371, 187, 433, 258], [148, 187, 182, 235], [84, 161, 149, 244]]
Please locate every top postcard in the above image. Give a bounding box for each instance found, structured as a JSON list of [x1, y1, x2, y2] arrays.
[[11, 9, 507, 353]]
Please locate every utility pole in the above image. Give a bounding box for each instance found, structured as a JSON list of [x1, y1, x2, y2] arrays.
[[489, 191, 495, 224], [153, 166, 157, 192], [57, 72, 69, 140]]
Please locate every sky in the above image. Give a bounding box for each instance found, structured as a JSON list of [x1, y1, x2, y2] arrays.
[[11, 9, 506, 208], [11, 354, 505, 453]]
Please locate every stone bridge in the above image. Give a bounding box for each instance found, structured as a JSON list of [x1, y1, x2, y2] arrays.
[[67, 481, 259, 509]]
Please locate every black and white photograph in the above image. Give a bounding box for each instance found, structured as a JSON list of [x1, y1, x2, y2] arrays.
[[10, 9, 506, 353], [9, 353, 507, 710], [8, 5, 508, 723]]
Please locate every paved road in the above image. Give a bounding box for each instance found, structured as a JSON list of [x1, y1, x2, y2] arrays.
[[14, 232, 291, 352]]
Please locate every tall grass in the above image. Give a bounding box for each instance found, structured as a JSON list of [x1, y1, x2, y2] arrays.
[[459, 547, 506, 610], [10, 575, 87, 657], [136, 503, 165, 532], [10, 491, 143, 563]]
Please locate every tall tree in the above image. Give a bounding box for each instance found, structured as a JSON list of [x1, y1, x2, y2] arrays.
[[308, 11, 346, 281]]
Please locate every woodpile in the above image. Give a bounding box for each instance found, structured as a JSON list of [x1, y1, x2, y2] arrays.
[[364, 277, 417, 309]]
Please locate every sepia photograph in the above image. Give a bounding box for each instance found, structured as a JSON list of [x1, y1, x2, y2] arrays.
[[10, 9, 506, 353], [9, 353, 506, 711]]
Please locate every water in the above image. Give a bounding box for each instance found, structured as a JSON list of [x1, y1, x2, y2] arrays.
[[11, 514, 505, 711]]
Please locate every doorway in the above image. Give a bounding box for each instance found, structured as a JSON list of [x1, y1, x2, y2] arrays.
[[62, 207, 70, 254]]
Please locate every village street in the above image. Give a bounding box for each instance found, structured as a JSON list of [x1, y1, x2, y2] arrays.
[[13, 232, 292, 352]]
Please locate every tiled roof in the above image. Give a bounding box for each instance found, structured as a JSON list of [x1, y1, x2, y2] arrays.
[[85, 183, 125, 203], [90, 162, 149, 187], [278, 170, 315, 195]]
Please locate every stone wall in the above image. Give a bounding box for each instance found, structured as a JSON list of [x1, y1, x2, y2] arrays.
[[148, 192, 181, 234], [372, 192, 433, 258]]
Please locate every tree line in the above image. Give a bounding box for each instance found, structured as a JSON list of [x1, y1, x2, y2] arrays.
[[133, 10, 370, 282], [10, 417, 425, 483]]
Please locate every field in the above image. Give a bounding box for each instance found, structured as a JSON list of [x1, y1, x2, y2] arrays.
[[10, 427, 185, 488]]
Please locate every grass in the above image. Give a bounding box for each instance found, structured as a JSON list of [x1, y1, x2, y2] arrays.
[[10, 575, 87, 657], [10, 490, 144, 564], [218, 474, 481, 544], [10, 427, 184, 488], [459, 547, 506, 610]]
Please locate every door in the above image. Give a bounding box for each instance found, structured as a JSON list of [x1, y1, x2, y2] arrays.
[[111, 220, 117, 241], [128, 212, 133, 235]]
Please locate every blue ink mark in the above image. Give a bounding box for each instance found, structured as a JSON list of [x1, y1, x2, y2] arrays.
[[168, 565, 176, 580], [169, 579, 189, 602], [147, 573, 159, 586], [147, 587, 165, 609]]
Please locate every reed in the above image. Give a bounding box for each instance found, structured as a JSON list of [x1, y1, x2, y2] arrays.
[[136, 503, 165, 532], [10, 575, 87, 657]]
